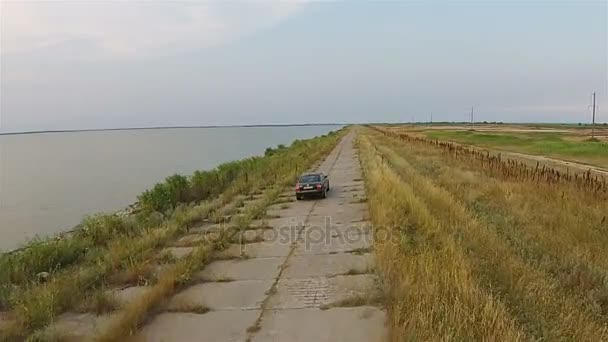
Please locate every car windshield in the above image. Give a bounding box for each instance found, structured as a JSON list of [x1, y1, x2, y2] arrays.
[[299, 174, 321, 183]]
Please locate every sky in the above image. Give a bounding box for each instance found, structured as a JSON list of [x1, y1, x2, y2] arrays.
[[0, 1, 606, 133]]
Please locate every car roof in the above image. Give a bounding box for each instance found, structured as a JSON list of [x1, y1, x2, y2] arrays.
[[300, 172, 323, 177]]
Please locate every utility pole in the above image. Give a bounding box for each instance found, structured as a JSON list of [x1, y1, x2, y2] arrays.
[[470, 106, 474, 125], [592, 92, 596, 138], [430, 112, 433, 124]]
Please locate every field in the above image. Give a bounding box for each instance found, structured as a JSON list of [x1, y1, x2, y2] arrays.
[[358, 125, 608, 340], [383, 123, 608, 170]]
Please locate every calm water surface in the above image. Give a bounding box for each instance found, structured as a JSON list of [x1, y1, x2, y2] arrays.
[[0, 126, 340, 251]]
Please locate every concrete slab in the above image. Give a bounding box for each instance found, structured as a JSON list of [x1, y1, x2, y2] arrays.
[[266, 203, 314, 218], [213, 244, 245, 259], [167, 280, 273, 311], [242, 242, 292, 258], [215, 242, 292, 259], [188, 223, 219, 234], [304, 215, 334, 228], [308, 211, 367, 226], [161, 246, 195, 259], [340, 181, 365, 188], [194, 257, 284, 281], [42, 312, 119, 342], [252, 307, 387, 342], [231, 229, 265, 243], [261, 216, 307, 229], [283, 253, 374, 278], [139, 310, 260, 342], [347, 190, 367, 198], [235, 227, 287, 243], [293, 231, 373, 255], [267, 274, 378, 309], [312, 200, 367, 212], [278, 191, 293, 198], [174, 233, 206, 247]]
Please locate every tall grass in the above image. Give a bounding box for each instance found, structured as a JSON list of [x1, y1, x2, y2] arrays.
[[358, 127, 608, 340], [358, 133, 524, 341], [137, 134, 339, 214], [379, 132, 608, 317], [0, 214, 146, 310]]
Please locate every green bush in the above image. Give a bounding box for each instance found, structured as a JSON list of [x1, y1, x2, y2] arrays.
[[77, 214, 139, 245], [138, 174, 190, 213], [190, 170, 215, 200], [0, 236, 89, 288]]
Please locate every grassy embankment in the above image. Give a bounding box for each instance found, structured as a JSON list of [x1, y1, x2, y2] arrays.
[[0, 128, 344, 341], [423, 129, 608, 169], [358, 126, 608, 341]]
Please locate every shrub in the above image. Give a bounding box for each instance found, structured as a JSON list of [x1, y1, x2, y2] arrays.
[[190, 170, 215, 200], [0, 236, 89, 286], [265, 147, 276, 156], [78, 214, 138, 245], [138, 174, 190, 213]]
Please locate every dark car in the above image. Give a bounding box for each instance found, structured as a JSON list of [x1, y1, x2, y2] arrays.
[[295, 172, 330, 200]]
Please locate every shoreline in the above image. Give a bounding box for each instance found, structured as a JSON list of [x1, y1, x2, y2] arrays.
[[2, 202, 142, 255], [0, 123, 346, 136]]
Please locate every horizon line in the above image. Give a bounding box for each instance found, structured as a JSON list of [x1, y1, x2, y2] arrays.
[[0, 123, 349, 136], [0, 121, 604, 136]]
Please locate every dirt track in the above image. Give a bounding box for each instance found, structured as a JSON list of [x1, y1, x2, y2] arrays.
[[136, 131, 387, 341], [500, 150, 608, 177]]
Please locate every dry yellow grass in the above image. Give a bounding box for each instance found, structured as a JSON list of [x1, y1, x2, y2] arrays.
[[357, 126, 608, 340], [96, 243, 215, 342]]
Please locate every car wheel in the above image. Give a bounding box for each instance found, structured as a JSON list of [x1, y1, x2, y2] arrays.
[[296, 195, 302, 200], [321, 189, 327, 198], [327, 183, 330, 191]]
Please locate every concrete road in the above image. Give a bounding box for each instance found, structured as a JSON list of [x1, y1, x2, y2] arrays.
[[138, 131, 387, 342]]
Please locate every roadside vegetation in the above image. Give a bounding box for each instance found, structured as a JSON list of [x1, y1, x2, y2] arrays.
[[0, 129, 344, 341], [358, 126, 608, 340]]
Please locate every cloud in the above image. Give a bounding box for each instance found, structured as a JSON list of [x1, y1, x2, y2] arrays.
[[0, 1, 305, 59]]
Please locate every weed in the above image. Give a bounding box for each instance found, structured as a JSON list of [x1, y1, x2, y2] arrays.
[[319, 292, 385, 310], [214, 277, 235, 283], [346, 247, 372, 255], [344, 268, 367, 276], [246, 325, 261, 333], [166, 302, 210, 315], [76, 290, 120, 315]]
